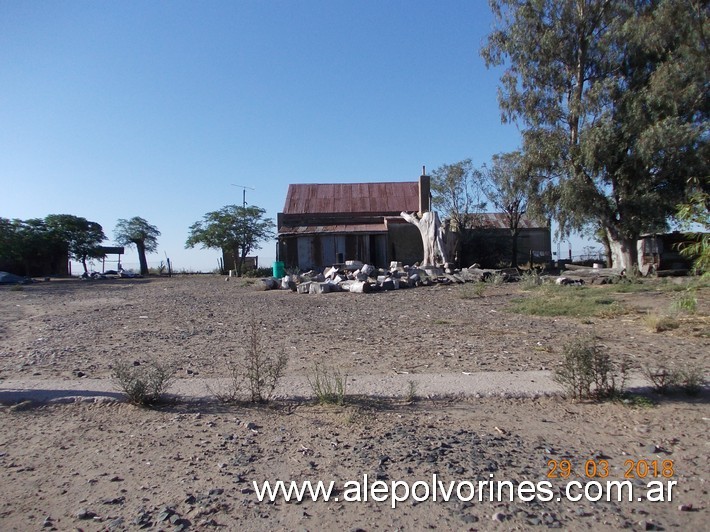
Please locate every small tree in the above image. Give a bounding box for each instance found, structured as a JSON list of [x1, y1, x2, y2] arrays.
[[45, 214, 106, 275], [430, 159, 487, 231], [481, 151, 534, 268], [185, 205, 274, 276], [114, 217, 161, 275]]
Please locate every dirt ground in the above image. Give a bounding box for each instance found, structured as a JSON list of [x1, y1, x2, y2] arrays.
[[0, 275, 708, 531]]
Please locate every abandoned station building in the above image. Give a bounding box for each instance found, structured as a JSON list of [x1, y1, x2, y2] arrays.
[[276, 174, 551, 271]]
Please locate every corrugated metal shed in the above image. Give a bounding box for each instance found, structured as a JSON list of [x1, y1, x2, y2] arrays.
[[282, 182, 419, 215]]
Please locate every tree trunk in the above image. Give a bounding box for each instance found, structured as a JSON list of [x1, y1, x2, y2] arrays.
[[238, 248, 246, 277], [401, 211, 441, 267], [600, 231, 613, 268], [81, 257, 88, 274], [605, 227, 638, 272], [230, 247, 241, 277], [137, 242, 149, 275]]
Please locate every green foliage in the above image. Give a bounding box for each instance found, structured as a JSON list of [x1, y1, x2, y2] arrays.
[[481, 151, 536, 267], [186, 205, 274, 277], [308, 363, 348, 405], [112, 360, 175, 406], [676, 190, 710, 273], [553, 336, 627, 401], [672, 291, 697, 314], [430, 159, 486, 230], [0, 215, 105, 276], [483, 0, 709, 270], [45, 214, 106, 274], [242, 266, 275, 278], [114, 217, 161, 275]]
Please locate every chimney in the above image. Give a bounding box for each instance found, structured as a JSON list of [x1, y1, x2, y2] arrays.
[[418, 166, 430, 214]]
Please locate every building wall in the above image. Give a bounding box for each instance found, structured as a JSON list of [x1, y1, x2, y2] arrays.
[[387, 223, 423, 266], [461, 227, 551, 268], [279, 233, 384, 270]]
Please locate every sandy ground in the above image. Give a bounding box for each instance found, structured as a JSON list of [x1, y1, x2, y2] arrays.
[[0, 275, 708, 531]]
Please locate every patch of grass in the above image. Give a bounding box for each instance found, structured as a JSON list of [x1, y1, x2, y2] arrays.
[[643, 312, 680, 333], [308, 363, 347, 405], [618, 394, 656, 408], [519, 270, 543, 290], [672, 291, 697, 314], [509, 285, 628, 318], [486, 272, 506, 286], [459, 282, 486, 299]]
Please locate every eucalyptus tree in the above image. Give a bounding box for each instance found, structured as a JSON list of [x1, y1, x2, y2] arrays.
[[483, 0, 709, 269]]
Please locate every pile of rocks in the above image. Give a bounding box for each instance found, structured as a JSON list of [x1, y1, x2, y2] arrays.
[[256, 261, 511, 294]]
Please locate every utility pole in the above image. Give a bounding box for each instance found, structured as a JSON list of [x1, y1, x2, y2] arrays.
[[231, 184, 255, 208]]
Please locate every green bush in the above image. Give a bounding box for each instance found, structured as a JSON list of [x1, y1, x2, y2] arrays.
[[308, 363, 347, 405], [553, 336, 626, 400], [112, 360, 175, 405]]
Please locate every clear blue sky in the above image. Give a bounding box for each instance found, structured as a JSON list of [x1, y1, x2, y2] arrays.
[[0, 0, 594, 273]]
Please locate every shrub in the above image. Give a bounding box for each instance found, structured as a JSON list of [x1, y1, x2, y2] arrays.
[[214, 317, 288, 403], [241, 318, 288, 402], [643, 364, 705, 396], [553, 336, 626, 400], [308, 363, 347, 405], [112, 360, 175, 405], [679, 366, 705, 396], [243, 267, 275, 278], [643, 365, 680, 394], [405, 380, 419, 402]]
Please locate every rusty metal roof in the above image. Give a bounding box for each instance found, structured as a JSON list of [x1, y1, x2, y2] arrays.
[[282, 182, 419, 215], [278, 223, 388, 236]]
